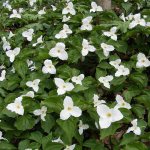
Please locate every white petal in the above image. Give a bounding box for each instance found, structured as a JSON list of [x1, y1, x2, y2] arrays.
[[99, 117, 111, 129], [60, 109, 71, 120], [71, 106, 82, 117]]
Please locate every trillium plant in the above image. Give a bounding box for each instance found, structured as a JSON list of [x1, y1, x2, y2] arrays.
[[0, 0, 150, 149]]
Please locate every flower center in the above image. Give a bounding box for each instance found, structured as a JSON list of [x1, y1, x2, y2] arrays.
[[67, 107, 72, 111], [106, 113, 112, 117]]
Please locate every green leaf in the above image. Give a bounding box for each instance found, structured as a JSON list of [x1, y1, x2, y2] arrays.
[[124, 142, 147, 150], [42, 142, 64, 150], [0, 142, 17, 150], [29, 131, 43, 143]]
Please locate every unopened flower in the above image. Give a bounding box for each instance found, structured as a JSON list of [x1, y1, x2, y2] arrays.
[[51, 5, 57, 11], [29, 0, 36, 6], [101, 43, 115, 57], [60, 96, 82, 120], [2, 37, 11, 51], [109, 59, 121, 69], [49, 42, 68, 60], [71, 74, 84, 85], [32, 35, 43, 47], [78, 120, 89, 135], [0, 70, 6, 81], [80, 16, 93, 31], [52, 137, 63, 144], [26, 59, 36, 71], [38, 7, 46, 15], [90, 2, 103, 12], [8, 31, 15, 39], [10, 9, 21, 18], [26, 79, 40, 92], [103, 27, 117, 41], [54, 78, 74, 95], [33, 106, 47, 121], [62, 2, 76, 15], [22, 29, 34, 41], [6, 97, 24, 115], [93, 94, 106, 107], [115, 65, 130, 77], [64, 144, 76, 150], [0, 131, 7, 141]]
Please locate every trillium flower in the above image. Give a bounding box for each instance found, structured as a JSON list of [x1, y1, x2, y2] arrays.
[[2, 37, 11, 51], [71, 74, 84, 85], [64, 144, 76, 150], [90, 2, 103, 12], [26, 79, 40, 92], [55, 24, 72, 39], [49, 42, 68, 60], [80, 16, 93, 31], [60, 96, 82, 120], [93, 94, 106, 107], [78, 120, 89, 135], [97, 104, 123, 129], [81, 39, 96, 56], [103, 27, 117, 41], [22, 29, 34, 41], [54, 78, 74, 95], [98, 75, 113, 89], [62, 2, 76, 15], [136, 53, 150, 68], [29, 0, 36, 6], [115, 65, 130, 77], [0, 131, 7, 141], [10, 9, 21, 18], [0, 70, 6, 81], [6, 47, 20, 62], [22, 91, 35, 98], [33, 106, 47, 121], [26, 59, 36, 71], [52, 137, 63, 144], [42, 59, 56, 74], [8, 31, 15, 39], [3, 1, 12, 11], [109, 59, 121, 69], [51, 5, 57, 11], [6, 97, 24, 115], [129, 13, 146, 29], [114, 95, 131, 110], [32, 35, 43, 47], [62, 15, 71, 22], [101, 43, 115, 57], [126, 119, 141, 135], [38, 7, 46, 15]]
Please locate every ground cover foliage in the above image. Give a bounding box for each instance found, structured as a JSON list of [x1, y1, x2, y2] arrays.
[[0, 0, 150, 149]]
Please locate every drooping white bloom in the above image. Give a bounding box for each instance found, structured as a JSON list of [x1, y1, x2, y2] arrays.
[[6, 97, 24, 115], [93, 94, 106, 107], [0, 70, 6, 81], [97, 104, 123, 129], [2, 37, 11, 51], [29, 0, 36, 6], [38, 7, 46, 15], [62, 15, 71, 22], [54, 78, 74, 95], [126, 119, 141, 135], [80, 16, 93, 31], [32, 35, 43, 47], [6, 47, 20, 62], [64, 144, 76, 150], [101, 43, 115, 57], [0, 131, 7, 141], [10, 9, 21, 18], [8, 31, 15, 39], [3, 1, 12, 11], [22, 29, 34, 41], [115, 65, 130, 77], [62, 2, 76, 15], [103, 27, 117, 41], [109, 59, 121, 69], [52, 137, 63, 144], [51, 5, 57, 11], [33, 106, 47, 121], [90, 2, 103, 12], [71, 74, 84, 85], [136, 53, 150, 68], [49, 42, 68, 60], [22, 91, 35, 98], [60, 96, 82, 120], [129, 13, 146, 29], [98, 75, 113, 89], [42, 59, 56, 74], [26, 79, 40, 92], [55, 24, 72, 39], [114, 95, 131, 110], [78, 120, 89, 135], [81, 39, 96, 56]]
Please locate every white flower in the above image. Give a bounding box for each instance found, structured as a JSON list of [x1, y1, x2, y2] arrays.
[[26, 59, 36, 71], [80, 16, 93, 31], [115, 65, 130, 77], [38, 7, 46, 15], [101, 43, 115, 57], [78, 120, 89, 135], [81, 39, 96, 56], [52, 137, 63, 144], [64, 144, 76, 150], [49, 42, 68, 60], [129, 13, 146, 29], [51, 5, 57, 11], [98, 75, 113, 89], [55, 24, 72, 39], [62, 15, 71, 22], [136, 53, 150, 68], [109, 59, 121, 69], [32, 35, 43, 47], [8, 31, 15, 39], [6, 97, 24, 115], [0, 70, 6, 81], [90, 2, 103, 12], [22, 91, 35, 98], [114, 95, 131, 110], [10, 9, 21, 18], [22, 29, 34, 41], [146, 22, 150, 27], [2, 37, 11, 51], [6, 47, 20, 62], [26, 79, 40, 92], [60, 96, 82, 120], [0, 131, 7, 141], [33, 106, 47, 121], [29, 0, 36, 6], [42, 59, 56, 74], [124, 0, 128, 2], [126, 119, 141, 135], [62, 2, 76, 15], [3, 1, 12, 11], [97, 104, 123, 129], [93, 94, 106, 107], [71, 74, 84, 85], [103, 27, 117, 41], [54, 78, 74, 95]]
